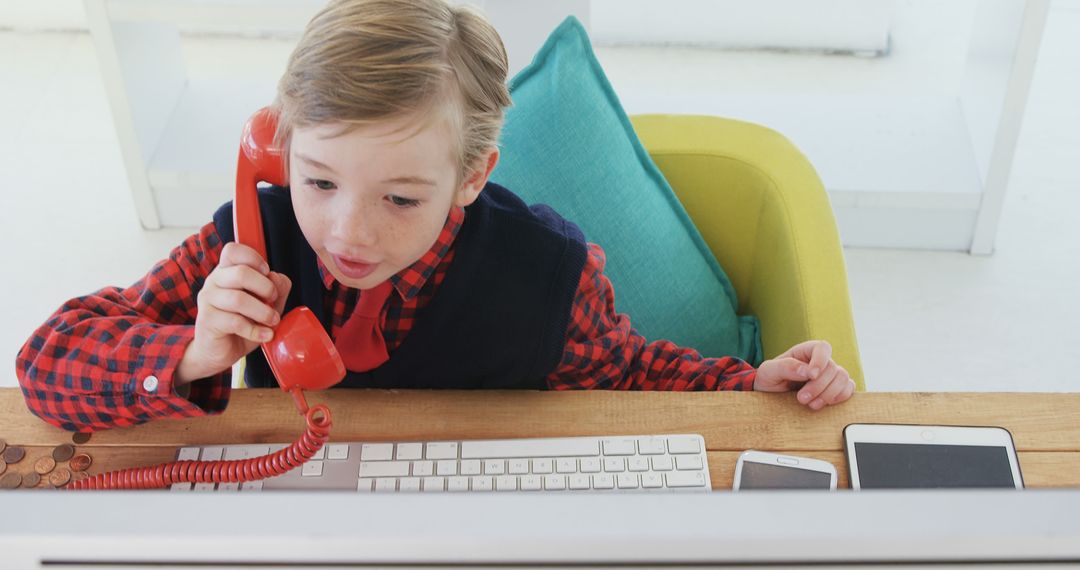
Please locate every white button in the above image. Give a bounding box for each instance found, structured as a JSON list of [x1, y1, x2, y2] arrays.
[[142, 375, 159, 392]]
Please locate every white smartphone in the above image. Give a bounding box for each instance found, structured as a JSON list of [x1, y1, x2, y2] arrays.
[[844, 423, 1024, 490], [732, 450, 838, 491]]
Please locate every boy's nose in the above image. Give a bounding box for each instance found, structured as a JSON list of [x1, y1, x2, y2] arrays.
[[333, 201, 378, 247]]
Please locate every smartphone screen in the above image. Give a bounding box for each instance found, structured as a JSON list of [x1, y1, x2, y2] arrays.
[[738, 461, 833, 490]]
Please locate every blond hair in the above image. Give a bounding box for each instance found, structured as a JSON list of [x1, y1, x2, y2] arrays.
[[273, 0, 511, 182]]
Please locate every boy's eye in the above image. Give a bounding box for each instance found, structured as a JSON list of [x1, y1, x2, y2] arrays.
[[305, 178, 336, 191], [388, 195, 421, 208]]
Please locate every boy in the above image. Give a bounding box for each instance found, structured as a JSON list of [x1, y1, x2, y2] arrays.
[[16, 0, 854, 432]]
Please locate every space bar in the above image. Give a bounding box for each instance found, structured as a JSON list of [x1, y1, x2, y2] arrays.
[[461, 438, 600, 459]]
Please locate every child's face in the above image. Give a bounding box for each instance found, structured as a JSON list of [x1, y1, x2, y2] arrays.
[[288, 114, 488, 290]]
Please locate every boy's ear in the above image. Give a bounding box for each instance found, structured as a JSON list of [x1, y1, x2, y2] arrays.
[[454, 147, 500, 208]]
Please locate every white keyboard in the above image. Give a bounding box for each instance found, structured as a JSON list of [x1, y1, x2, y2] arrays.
[[171, 434, 711, 493]]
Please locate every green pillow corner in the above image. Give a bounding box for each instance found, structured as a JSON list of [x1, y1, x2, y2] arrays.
[[491, 16, 763, 366]]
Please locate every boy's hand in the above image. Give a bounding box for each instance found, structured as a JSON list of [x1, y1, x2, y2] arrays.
[[753, 340, 855, 411], [176, 243, 291, 385]]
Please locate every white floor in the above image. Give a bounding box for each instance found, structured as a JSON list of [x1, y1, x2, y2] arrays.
[[1, 4, 1077, 392]]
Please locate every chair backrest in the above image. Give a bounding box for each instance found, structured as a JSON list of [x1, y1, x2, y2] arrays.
[[632, 114, 864, 388]]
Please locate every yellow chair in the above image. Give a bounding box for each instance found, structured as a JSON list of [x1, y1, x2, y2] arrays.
[[631, 114, 864, 389]]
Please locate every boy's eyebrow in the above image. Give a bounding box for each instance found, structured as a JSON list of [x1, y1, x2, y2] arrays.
[[294, 153, 339, 175], [294, 153, 435, 187], [382, 176, 438, 187]]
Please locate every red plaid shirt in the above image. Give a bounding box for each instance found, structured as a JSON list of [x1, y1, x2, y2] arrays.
[[18, 208, 755, 431]]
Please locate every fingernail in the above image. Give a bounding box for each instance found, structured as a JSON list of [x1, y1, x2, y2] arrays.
[[810, 367, 821, 379], [811, 400, 823, 410], [260, 329, 274, 341], [797, 365, 809, 378], [270, 313, 280, 325], [261, 263, 270, 274], [798, 391, 811, 403]]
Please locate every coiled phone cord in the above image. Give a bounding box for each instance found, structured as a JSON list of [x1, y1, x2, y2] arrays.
[[66, 395, 330, 490]]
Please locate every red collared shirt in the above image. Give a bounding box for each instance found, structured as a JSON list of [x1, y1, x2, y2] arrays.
[[18, 206, 755, 431]]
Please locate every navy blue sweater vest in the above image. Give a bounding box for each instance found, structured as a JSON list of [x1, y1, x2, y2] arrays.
[[212, 182, 587, 390]]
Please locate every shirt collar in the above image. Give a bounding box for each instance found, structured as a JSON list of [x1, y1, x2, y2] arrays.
[[317, 205, 465, 301]]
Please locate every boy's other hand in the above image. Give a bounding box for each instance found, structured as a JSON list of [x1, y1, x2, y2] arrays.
[[753, 340, 855, 411], [176, 242, 292, 385]]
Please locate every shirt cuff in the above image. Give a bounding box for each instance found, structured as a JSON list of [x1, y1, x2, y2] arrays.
[[133, 325, 231, 417]]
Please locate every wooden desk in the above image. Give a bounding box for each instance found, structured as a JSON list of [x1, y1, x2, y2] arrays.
[[1, 388, 1078, 489]]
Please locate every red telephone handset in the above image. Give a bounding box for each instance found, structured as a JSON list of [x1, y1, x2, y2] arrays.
[[67, 108, 346, 490]]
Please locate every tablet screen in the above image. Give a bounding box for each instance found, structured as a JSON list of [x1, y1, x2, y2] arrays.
[[740, 462, 832, 490], [854, 442, 1016, 489]]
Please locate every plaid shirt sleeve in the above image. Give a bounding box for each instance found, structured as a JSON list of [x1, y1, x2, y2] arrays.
[[546, 244, 757, 391], [15, 222, 231, 432]]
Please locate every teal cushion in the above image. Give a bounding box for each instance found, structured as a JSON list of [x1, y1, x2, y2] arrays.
[[491, 16, 762, 365]]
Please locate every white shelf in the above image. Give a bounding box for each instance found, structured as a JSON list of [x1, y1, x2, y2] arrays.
[[87, 0, 1049, 252]]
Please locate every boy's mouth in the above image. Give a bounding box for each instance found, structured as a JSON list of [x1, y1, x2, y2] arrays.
[[332, 254, 379, 280]]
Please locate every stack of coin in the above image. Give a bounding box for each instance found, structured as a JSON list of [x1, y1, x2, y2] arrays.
[[0, 440, 95, 489]]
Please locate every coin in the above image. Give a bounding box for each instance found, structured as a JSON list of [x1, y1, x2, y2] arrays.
[[23, 471, 41, 488], [0, 439, 6, 454], [34, 456, 56, 475], [0, 459, 6, 475], [69, 453, 92, 472], [48, 468, 72, 487], [52, 443, 76, 463], [2, 446, 25, 464], [72, 432, 91, 445], [0, 472, 21, 489]]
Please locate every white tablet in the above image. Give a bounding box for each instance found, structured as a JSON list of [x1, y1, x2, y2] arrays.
[[844, 423, 1024, 490]]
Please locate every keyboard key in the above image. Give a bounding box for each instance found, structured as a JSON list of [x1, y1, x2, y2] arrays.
[[616, 473, 639, 489], [447, 476, 470, 492], [460, 460, 482, 475], [676, 456, 704, 471], [665, 471, 707, 488], [361, 444, 394, 461], [425, 442, 458, 460], [374, 478, 397, 493], [602, 438, 636, 456], [309, 446, 326, 460], [544, 474, 566, 490], [177, 447, 200, 461], [471, 476, 493, 491], [301, 461, 323, 477], [637, 438, 667, 455], [520, 475, 542, 491], [396, 443, 423, 461], [171, 483, 193, 491], [569, 474, 591, 490], [641, 473, 664, 489], [412, 460, 434, 477], [484, 459, 506, 475], [358, 460, 409, 478], [436, 460, 458, 476], [423, 477, 445, 492], [217, 482, 240, 491], [652, 456, 674, 471], [628, 457, 650, 472], [532, 458, 553, 474], [357, 479, 374, 492], [556, 458, 577, 473], [603, 457, 626, 472], [326, 444, 349, 460], [223, 445, 270, 461], [508, 459, 529, 474], [398, 477, 421, 492], [667, 436, 702, 454], [193, 482, 216, 492], [496, 475, 517, 491], [461, 438, 599, 459], [240, 481, 263, 492], [592, 473, 615, 490], [580, 457, 601, 473], [201, 447, 224, 461]]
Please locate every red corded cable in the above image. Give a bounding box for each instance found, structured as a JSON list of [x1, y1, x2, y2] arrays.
[[66, 396, 331, 490]]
